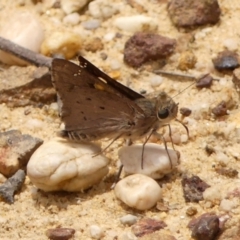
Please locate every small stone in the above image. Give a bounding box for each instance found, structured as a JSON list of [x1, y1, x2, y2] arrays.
[[83, 37, 104, 52], [81, 19, 101, 30], [188, 213, 220, 240], [0, 173, 6, 184], [61, 0, 89, 14], [186, 206, 198, 216], [232, 68, 240, 92], [212, 50, 239, 71], [89, 225, 104, 239], [212, 101, 228, 117], [63, 13, 81, 26], [168, 0, 221, 28], [114, 15, 158, 32], [195, 74, 213, 88], [0, 130, 43, 177], [178, 51, 197, 70], [114, 174, 162, 210], [124, 32, 176, 68], [27, 138, 109, 192], [0, 169, 25, 204], [41, 31, 81, 59], [132, 218, 167, 237], [180, 107, 192, 117], [46, 227, 75, 240], [119, 231, 138, 240], [0, 10, 44, 65], [120, 214, 138, 226], [118, 143, 180, 179], [214, 165, 238, 178], [182, 175, 210, 202], [150, 75, 163, 87], [89, 0, 120, 19], [223, 38, 239, 51]]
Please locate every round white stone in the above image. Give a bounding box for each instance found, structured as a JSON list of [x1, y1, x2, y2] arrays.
[[89, 225, 104, 239], [27, 138, 109, 192], [114, 174, 162, 210], [113, 15, 158, 32], [118, 143, 180, 179], [120, 214, 138, 226]]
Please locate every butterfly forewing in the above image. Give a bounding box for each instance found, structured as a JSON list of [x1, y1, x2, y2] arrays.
[[51, 58, 145, 140]]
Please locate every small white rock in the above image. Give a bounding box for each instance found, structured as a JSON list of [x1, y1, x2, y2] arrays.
[[88, 0, 120, 19], [0, 10, 44, 65], [61, 0, 89, 14], [118, 143, 180, 179], [114, 174, 162, 210], [114, 15, 158, 32], [119, 231, 138, 240], [63, 13, 81, 25], [89, 225, 104, 239], [81, 19, 101, 30], [223, 38, 239, 51], [41, 31, 81, 59], [150, 75, 163, 87], [27, 138, 109, 192], [120, 214, 138, 226]]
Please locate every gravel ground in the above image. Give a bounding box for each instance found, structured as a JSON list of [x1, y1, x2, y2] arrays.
[[0, 0, 240, 239]]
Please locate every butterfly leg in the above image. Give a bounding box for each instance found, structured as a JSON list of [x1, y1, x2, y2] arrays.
[[153, 131, 173, 169], [111, 138, 133, 189]]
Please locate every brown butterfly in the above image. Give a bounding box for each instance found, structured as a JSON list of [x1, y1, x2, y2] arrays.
[[51, 56, 179, 170]]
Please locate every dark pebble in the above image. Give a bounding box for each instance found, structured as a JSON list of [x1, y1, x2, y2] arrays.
[[167, 0, 221, 28], [132, 218, 167, 237], [0, 169, 25, 204], [180, 107, 192, 116], [196, 74, 213, 88], [46, 228, 75, 240], [214, 165, 238, 178], [182, 175, 210, 202], [212, 50, 239, 71], [188, 213, 220, 240], [212, 101, 228, 117], [124, 32, 176, 68]]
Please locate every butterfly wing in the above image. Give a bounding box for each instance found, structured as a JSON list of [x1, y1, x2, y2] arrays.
[[51, 58, 145, 140], [78, 56, 144, 100]]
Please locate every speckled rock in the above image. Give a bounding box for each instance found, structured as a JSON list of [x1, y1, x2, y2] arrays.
[[124, 32, 176, 68], [27, 138, 109, 192], [168, 0, 221, 28]]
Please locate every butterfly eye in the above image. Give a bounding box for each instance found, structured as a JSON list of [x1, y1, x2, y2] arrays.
[[158, 108, 169, 119]]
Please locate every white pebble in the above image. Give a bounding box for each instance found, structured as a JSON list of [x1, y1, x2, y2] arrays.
[[26, 119, 44, 130], [0, 10, 44, 65], [180, 134, 188, 143], [120, 214, 138, 226], [61, 0, 89, 14], [220, 199, 238, 212], [223, 38, 239, 51], [27, 138, 109, 192], [41, 31, 81, 59], [119, 232, 138, 240], [81, 19, 101, 30], [88, 0, 120, 19], [114, 15, 158, 32], [150, 75, 163, 87], [114, 174, 162, 210], [215, 151, 229, 164], [118, 143, 180, 179], [109, 59, 122, 70], [63, 13, 81, 25], [103, 32, 115, 42], [49, 102, 59, 111], [89, 225, 104, 239]]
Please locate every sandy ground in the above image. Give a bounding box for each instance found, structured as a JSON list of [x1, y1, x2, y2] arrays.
[[0, 0, 240, 239]]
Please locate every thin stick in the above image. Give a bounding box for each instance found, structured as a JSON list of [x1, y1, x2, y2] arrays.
[[0, 36, 52, 67]]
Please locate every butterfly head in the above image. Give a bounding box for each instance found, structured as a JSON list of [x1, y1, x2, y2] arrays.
[[155, 92, 178, 124]]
